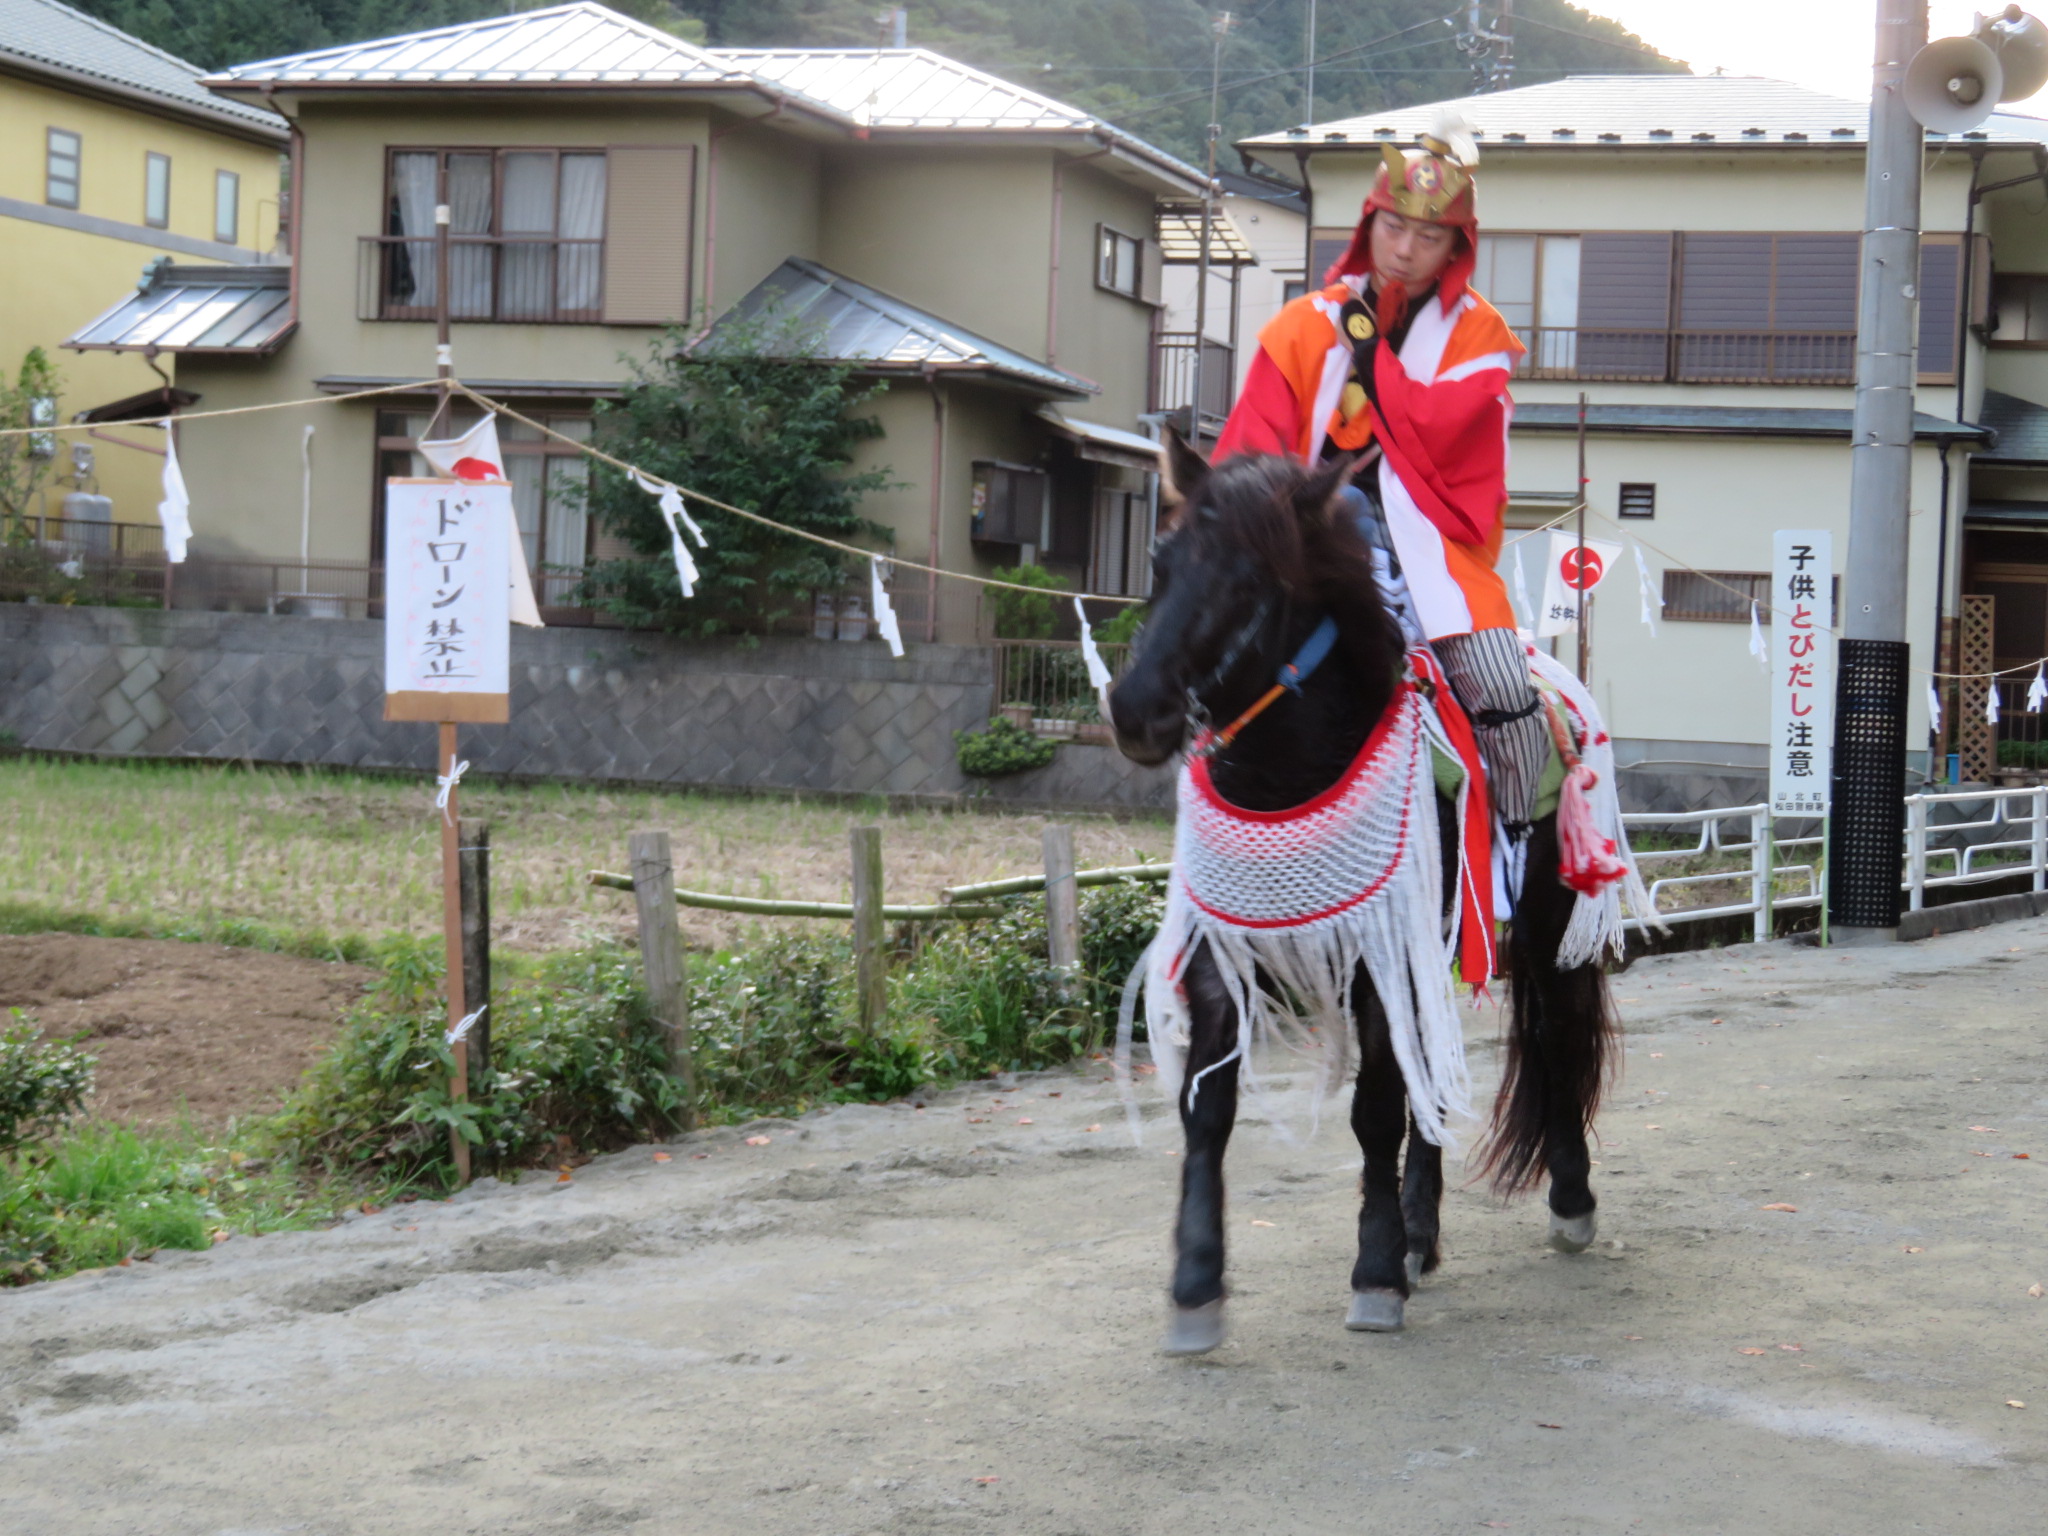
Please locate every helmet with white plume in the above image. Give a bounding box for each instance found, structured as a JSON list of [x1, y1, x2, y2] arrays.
[[1324, 109, 1482, 306]]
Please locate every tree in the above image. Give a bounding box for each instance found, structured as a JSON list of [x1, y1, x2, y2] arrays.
[[0, 349, 62, 537], [581, 314, 893, 634]]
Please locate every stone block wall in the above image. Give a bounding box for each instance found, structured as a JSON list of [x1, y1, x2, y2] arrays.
[[0, 605, 1175, 813]]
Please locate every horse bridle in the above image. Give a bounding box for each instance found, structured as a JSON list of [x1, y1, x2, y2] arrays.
[[1181, 595, 1277, 738]]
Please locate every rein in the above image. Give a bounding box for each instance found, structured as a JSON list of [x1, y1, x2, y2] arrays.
[[1202, 614, 1341, 753]]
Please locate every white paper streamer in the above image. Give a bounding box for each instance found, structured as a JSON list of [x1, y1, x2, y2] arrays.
[[1512, 542, 1533, 627], [158, 428, 192, 564], [632, 472, 705, 598], [1749, 600, 1768, 672], [1074, 595, 1115, 719], [1988, 679, 2002, 725], [434, 758, 470, 824], [2030, 663, 2046, 714], [870, 557, 904, 658], [1631, 541, 1658, 637], [1928, 682, 1943, 735], [445, 1005, 486, 1047]]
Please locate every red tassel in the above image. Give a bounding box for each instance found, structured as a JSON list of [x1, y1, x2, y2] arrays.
[[1374, 279, 1410, 338], [1557, 763, 1627, 897]]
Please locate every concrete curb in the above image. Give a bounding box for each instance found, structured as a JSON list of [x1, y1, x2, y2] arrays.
[[1898, 889, 2048, 941]]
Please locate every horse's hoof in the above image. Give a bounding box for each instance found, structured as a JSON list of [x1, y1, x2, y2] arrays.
[[1404, 1252, 1425, 1289], [1548, 1210, 1598, 1253], [1163, 1299, 1226, 1356], [1344, 1289, 1405, 1332]]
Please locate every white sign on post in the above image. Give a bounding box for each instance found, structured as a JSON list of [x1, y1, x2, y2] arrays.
[[1535, 529, 1624, 638], [383, 478, 511, 723], [1768, 529, 1834, 817]]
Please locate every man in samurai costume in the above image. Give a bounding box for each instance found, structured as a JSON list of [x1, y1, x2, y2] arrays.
[[1213, 115, 1547, 848]]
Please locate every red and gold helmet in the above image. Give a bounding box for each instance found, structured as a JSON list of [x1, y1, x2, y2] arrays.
[[1326, 112, 1480, 305]]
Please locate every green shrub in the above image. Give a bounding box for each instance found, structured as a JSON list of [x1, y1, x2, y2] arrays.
[[0, 1125, 212, 1280], [1997, 739, 2048, 769], [1094, 603, 1145, 646], [955, 717, 1057, 777], [0, 1015, 94, 1153], [272, 943, 686, 1180], [987, 564, 1071, 639]]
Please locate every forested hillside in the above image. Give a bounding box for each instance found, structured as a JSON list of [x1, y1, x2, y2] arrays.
[[76, 0, 1681, 163]]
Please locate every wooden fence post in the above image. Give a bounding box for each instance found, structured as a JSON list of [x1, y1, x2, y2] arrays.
[[1042, 823, 1080, 983], [458, 818, 491, 1081], [629, 829, 695, 1123], [850, 824, 887, 1035]]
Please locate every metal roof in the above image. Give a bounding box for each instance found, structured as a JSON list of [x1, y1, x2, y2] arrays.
[[208, 2, 740, 86], [700, 258, 1095, 398], [1035, 406, 1159, 469], [205, 8, 1202, 190], [1977, 390, 2048, 462], [66, 262, 293, 355], [1155, 203, 1256, 266], [1243, 74, 2048, 154], [1512, 401, 1990, 444], [0, 0, 283, 136]]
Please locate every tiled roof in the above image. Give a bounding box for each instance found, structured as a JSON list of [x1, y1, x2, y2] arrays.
[[1242, 74, 2048, 152], [1512, 401, 1990, 444], [66, 262, 293, 355], [1978, 390, 2048, 461], [700, 258, 1094, 398], [208, 2, 739, 86], [0, 0, 283, 135]]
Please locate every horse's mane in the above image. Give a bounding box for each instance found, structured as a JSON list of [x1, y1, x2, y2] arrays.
[[1181, 454, 1400, 660]]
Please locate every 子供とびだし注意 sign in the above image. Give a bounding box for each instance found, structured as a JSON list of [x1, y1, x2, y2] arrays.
[[383, 478, 511, 723], [1768, 529, 1834, 817]]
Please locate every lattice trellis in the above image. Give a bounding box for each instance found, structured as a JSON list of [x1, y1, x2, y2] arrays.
[[1959, 593, 1995, 783]]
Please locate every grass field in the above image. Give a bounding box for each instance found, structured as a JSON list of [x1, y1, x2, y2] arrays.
[[0, 757, 1173, 953]]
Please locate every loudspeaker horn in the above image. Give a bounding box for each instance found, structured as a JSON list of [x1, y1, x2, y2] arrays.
[[1904, 33, 2004, 132], [1983, 6, 2048, 103]]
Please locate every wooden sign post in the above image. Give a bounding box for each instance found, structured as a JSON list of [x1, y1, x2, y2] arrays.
[[384, 476, 512, 1183]]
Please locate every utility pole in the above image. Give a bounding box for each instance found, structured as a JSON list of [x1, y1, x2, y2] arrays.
[[1190, 9, 1231, 446], [1302, 0, 1316, 127], [1827, 0, 1927, 944]]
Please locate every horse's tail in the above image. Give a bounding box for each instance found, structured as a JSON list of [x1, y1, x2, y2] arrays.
[[1473, 820, 1619, 1198]]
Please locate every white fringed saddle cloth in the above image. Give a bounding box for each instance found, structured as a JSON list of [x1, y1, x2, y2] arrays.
[[1129, 647, 1651, 1150]]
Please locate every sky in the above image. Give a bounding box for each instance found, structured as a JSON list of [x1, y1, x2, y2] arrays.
[[1588, 1, 2038, 109]]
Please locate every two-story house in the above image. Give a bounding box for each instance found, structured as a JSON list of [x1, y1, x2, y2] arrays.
[[1242, 74, 2048, 807], [62, 3, 1201, 642], [2, 0, 284, 529]]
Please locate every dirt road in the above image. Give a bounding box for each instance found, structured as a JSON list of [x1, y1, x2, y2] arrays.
[[4, 920, 2045, 1534]]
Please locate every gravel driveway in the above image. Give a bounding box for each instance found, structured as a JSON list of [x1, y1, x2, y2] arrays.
[[4, 919, 2045, 1534]]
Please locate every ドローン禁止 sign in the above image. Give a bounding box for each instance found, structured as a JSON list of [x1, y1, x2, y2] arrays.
[[383, 478, 511, 723]]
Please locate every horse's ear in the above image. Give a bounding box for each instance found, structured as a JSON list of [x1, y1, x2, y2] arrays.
[[1294, 454, 1359, 524], [1160, 428, 1209, 507]]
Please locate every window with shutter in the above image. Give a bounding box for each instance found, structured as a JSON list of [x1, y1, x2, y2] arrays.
[[1576, 232, 1672, 379], [1916, 236, 1961, 381], [1618, 483, 1655, 519], [971, 462, 1047, 547], [603, 145, 694, 325]]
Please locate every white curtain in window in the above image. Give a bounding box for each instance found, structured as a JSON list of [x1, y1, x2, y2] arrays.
[[388, 152, 439, 308], [544, 458, 589, 574], [507, 454, 546, 586], [1538, 235, 1580, 372], [447, 153, 495, 317], [499, 153, 555, 320], [557, 154, 606, 313]]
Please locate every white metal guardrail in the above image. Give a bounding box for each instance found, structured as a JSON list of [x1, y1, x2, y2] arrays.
[[1619, 786, 2048, 940]]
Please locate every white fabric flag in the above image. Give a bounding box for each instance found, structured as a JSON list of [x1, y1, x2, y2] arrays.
[[1631, 541, 1658, 637], [1928, 681, 1943, 735], [418, 413, 543, 627], [1512, 541, 1534, 627], [1075, 595, 1115, 720], [632, 472, 702, 599], [1988, 677, 2002, 725], [2030, 663, 2046, 714], [157, 428, 192, 564], [870, 557, 904, 658], [1749, 600, 1768, 672]]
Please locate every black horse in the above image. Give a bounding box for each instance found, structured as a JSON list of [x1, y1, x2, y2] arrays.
[[1109, 438, 1616, 1354]]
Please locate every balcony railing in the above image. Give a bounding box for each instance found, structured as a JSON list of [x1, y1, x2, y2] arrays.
[[358, 236, 604, 323], [1, 512, 168, 608], [1515, 327, 1856, 385], [1151, 331, 1234, 430]]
